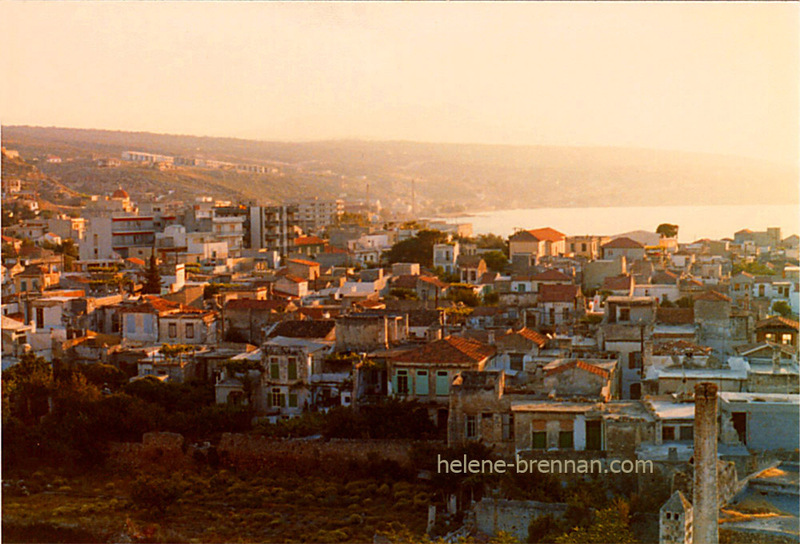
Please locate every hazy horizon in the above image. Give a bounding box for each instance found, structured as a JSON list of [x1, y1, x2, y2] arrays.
[[1, 3, 798, 167]]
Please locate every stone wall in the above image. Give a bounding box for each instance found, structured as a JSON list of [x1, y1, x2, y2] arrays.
[[109, 432, 443, 473], [216, 433, 436, 471], [472, 498, 567, 542], [108, 432, 187, 470]]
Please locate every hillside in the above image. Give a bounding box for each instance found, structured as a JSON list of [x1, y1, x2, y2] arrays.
[[2, 126, 797, 214]]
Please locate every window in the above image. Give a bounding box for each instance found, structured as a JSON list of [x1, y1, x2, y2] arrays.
[[562, 307, 569, 321], [619, 308, 630, 321], [782, 334, 793, 345], [662, 426, 675, 441], [288, 393, 298, 408], [185, 323, 194, 338], [581, 243, 587, 252], [396, 370, 409, 395], [502, 414, 514, 440], [549, 307, 555, 324], [270, 360, 280, 380], [168, 323, 177, 338], [435, 371, 450, 396], [509, 353, 524, 371], [270, 388, 285, 408], [532, 431, 547, 449], [679, 426, 693, 441], [465, 415, 477, 439], [36, 308, 44, 329], [559, 431, 574, 449], [586, 420, 602, 451], [517, 283, 526, 293], [628, 352, 642, 369], [415, 370, 429, 396], [287, 358, 297, 380]]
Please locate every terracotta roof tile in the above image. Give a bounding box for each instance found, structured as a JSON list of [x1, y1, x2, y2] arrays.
[[656, 308, 695, 325], [392, 336, 496, 365], [532, 269, 571, 281], [504, 327, 548, 348], [224, 299, 286, 311], [538, 283, 580, 303], [287, 257, 320, 267], [755, 316, 799, 331], [694, 290, 731, 302], [294, 236, 326, 246], [602, 275, 633, 292], [603, 237, 644, 249], [268, 319, 335, 339]]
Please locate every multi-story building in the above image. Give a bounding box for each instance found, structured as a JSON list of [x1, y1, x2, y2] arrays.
[[249, 205, 300, 257], [566, 235, 608, 260], [292, 198, 343, 234]]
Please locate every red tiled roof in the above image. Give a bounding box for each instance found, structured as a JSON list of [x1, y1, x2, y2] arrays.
[[278, 274, 307, 284], [755, 316, 800, 331], [532, 269, 571, 281], [603, 237, 644, 249], [656, 308, 695, 325], [295, 236, 326, 246], [418, 275, 449, 289], [538, 283, 580, 303], [287, 257, 319, 267], [651, 270, 679, 284], [268, 319, 335, 339], [602, 275, 633, 292], [392, 336, 496, 365], [391, 275, 419, 290], [527, 228, 565, 242], [545, 360, 610, 380], [504, 327, 548, 348], [224, 299, 286, 311], [512, 227, 565, 243], [694, 290, 731, 302]]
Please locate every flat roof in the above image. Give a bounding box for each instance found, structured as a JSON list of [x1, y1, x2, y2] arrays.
[[647, 399, 695, 420], [720, 393, 800, 405]]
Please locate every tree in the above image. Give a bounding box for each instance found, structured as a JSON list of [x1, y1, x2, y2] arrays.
[[772, 300, 793, 318], [656, 224, 679, 239], [385, 230, 449, 268], [142, 255, 162, 294], [554, 500, 637, 544], [482, 250, 509, 272]]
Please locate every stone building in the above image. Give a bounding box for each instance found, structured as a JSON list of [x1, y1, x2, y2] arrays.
[[659, 491, 693, 544]]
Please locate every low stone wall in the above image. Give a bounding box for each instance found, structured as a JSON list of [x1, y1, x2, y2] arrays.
[[108, 432, 186, 470], [217, 433, 442, 472], [472, 498, 568, 542], [109, 432, 443, 473]]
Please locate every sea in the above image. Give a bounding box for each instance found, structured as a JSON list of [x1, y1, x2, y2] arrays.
[[436, 204, 800, 242]]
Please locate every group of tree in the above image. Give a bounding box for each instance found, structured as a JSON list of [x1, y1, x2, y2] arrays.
[[385, 230, 450, 268], [2, 353, 251, 471]]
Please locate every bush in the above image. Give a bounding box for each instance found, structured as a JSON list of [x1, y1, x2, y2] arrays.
[[129, 476, 183, 515]]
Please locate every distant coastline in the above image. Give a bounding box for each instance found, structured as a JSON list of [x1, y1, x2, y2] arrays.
[[430, 203, 800, 241]]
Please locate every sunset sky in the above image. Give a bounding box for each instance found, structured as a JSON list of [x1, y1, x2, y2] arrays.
[[1, 2, 797, 166]]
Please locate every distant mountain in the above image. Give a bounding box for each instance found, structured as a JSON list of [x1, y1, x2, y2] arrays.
[[2, 125, 797, 213]]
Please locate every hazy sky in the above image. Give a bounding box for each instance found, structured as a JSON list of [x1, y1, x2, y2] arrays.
[[1, 2, 797, 166]]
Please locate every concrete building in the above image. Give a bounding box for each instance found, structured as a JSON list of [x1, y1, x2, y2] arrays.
[[249, 205, 300, 257], [292, 198, 343, 233]]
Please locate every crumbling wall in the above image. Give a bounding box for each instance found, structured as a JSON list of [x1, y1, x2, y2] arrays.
[[108, 432, 186, 470], [472, 498, 567, 542], [108, 432, 442, 473]]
